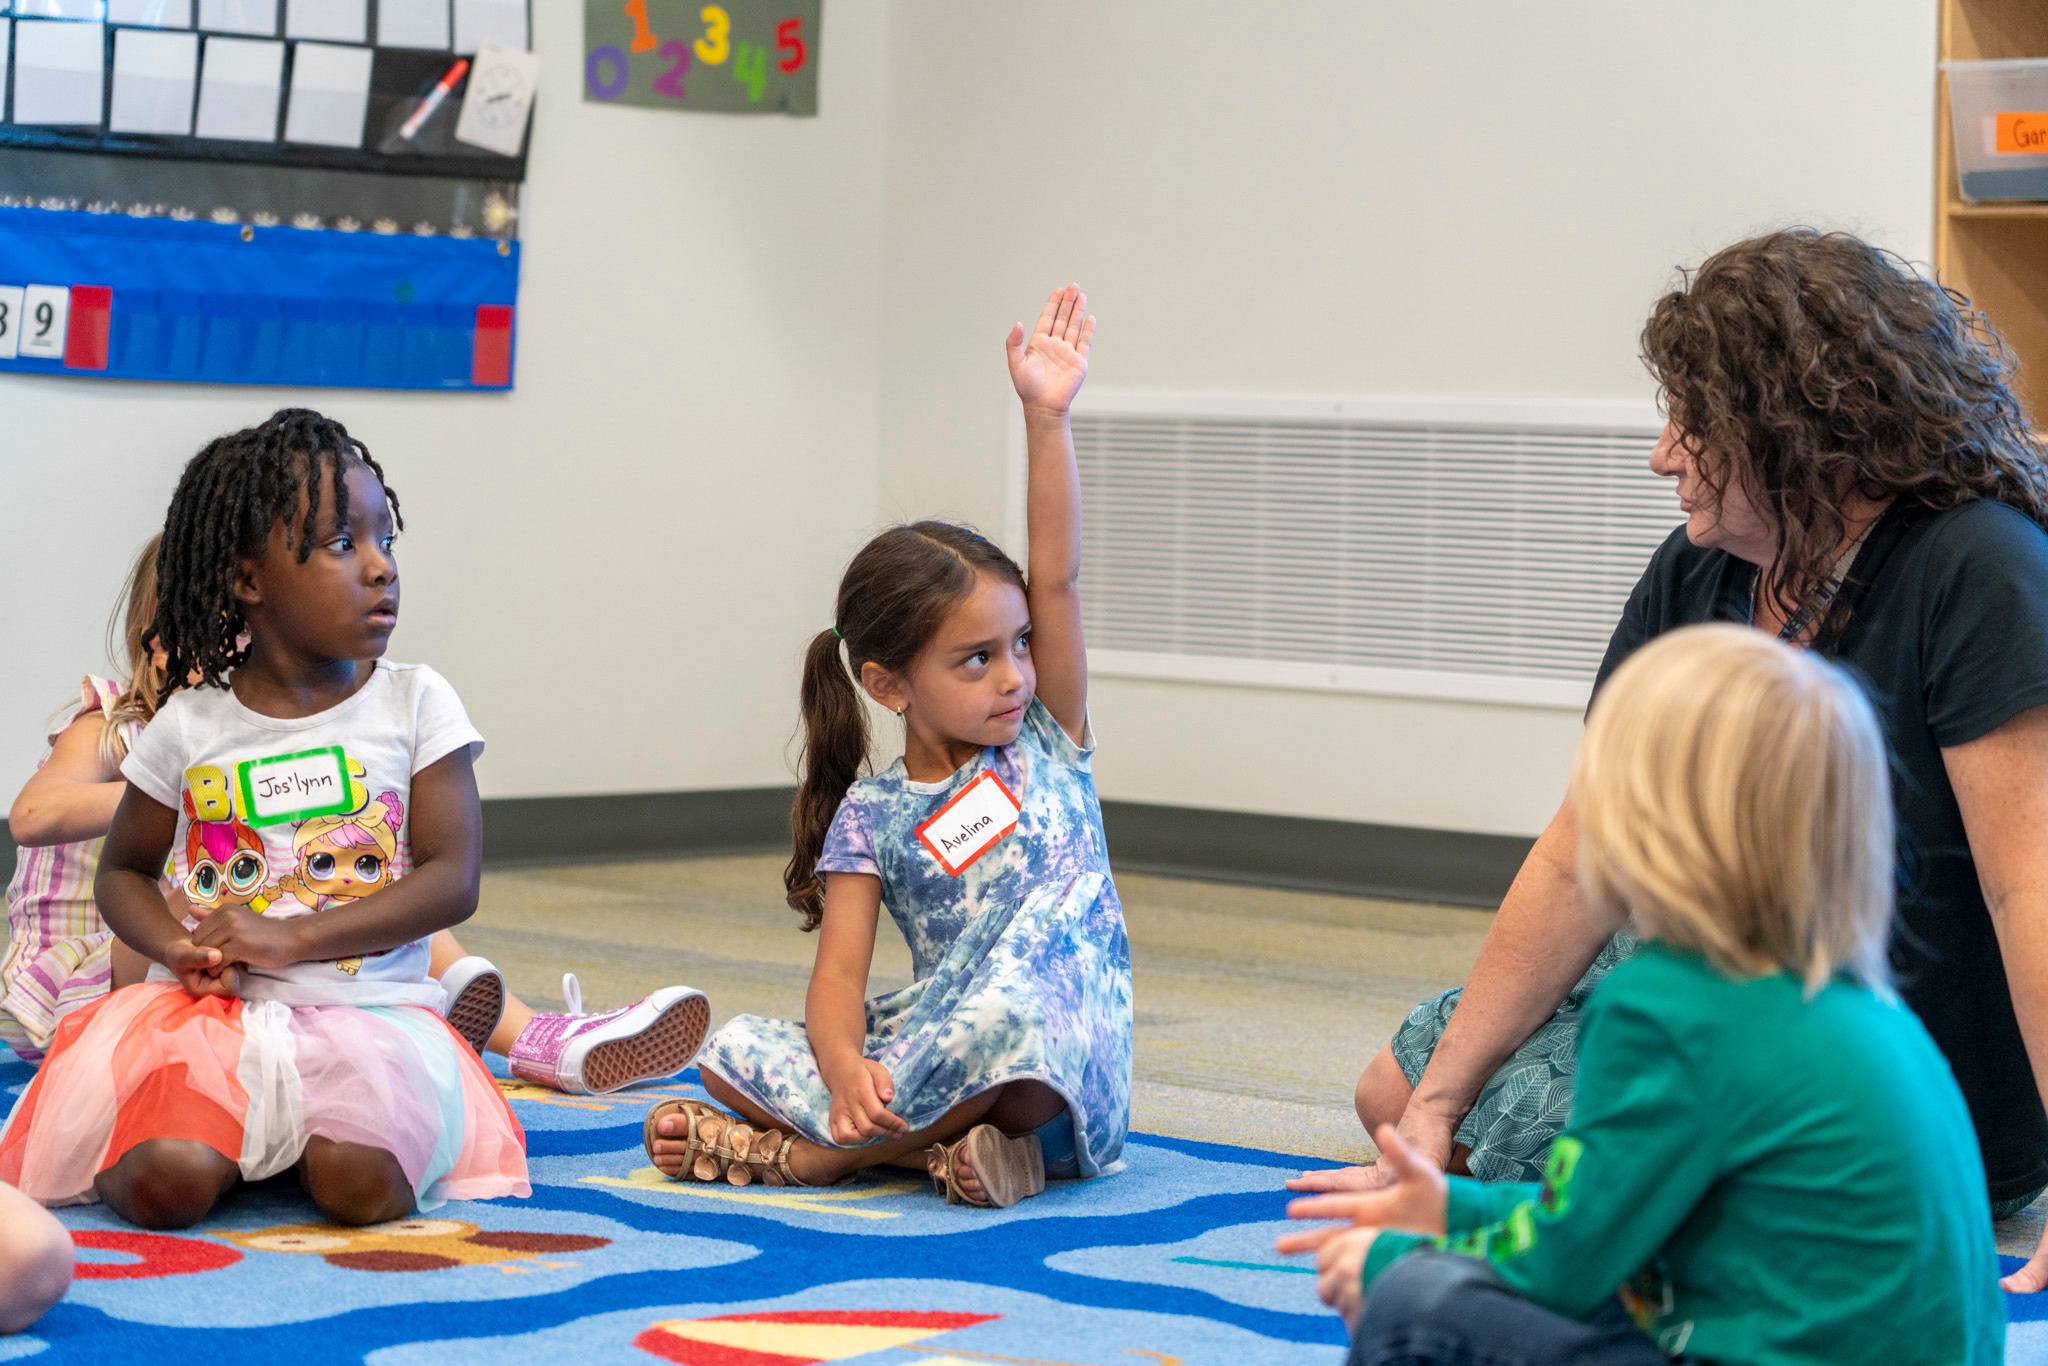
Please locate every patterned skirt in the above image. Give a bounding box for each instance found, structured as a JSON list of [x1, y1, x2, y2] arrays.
[[0, 926, 113, 1062], [1390, 930, 1638, 1184], [0, 981, 529, 1209], [700, 873, 1133, 1177]]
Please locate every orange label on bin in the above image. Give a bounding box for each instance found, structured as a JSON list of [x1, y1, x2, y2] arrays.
[[1995, 112, 2048, 155]]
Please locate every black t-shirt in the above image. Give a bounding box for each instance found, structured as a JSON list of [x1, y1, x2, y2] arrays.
[[1594, 498, 2048, 1202]]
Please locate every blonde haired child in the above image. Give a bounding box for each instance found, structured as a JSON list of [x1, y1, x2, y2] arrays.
[[1283, 624, 2002, 1365]]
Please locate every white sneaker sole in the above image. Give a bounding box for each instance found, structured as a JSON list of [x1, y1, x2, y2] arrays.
[[440, 959, 507, 1056], [566, 987, 712, 1095]]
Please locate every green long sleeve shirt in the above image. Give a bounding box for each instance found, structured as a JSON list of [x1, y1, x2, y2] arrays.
[[1363, 942, 2004, 1364]]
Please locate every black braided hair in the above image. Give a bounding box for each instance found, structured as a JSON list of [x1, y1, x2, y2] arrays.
[[154, 408, 401, 692]]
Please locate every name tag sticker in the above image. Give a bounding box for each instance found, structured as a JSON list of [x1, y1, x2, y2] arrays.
[[916, 770, 1022, 876], [236, 745, 353, 827]]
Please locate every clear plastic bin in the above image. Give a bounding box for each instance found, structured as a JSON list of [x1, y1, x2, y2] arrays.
[[1944, 58, 2048, 203]]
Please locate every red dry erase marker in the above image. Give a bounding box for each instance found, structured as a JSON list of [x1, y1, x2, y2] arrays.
[[398, 58, 470, 142]]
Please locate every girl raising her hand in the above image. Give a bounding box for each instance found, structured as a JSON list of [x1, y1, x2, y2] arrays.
[[646, 286, 1133, 1206]]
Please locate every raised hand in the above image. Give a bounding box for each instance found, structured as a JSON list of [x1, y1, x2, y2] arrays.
[[1276, 1124, 1450, 1255], [826, 1058, 908, 1145], [165, 937, 240, 999], [1007, 283, 1095, 420]]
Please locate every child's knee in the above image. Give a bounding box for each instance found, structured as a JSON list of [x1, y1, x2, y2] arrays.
[[94, 1140, 235, 1230], [300, 1140, 413, 1226], [0, 1195, 72, 1334]]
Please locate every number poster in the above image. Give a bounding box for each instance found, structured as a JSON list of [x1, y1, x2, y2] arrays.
[[583, 0, 818, 115]]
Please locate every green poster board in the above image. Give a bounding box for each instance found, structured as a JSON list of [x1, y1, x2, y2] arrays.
[[583, 0, 821, 115]]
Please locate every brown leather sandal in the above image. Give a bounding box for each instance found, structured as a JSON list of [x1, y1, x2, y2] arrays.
[[642, 1099, 739, 1182], [926, 1124, 1046, 1208]]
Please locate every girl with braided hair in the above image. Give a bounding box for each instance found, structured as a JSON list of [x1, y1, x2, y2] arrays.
[[0, 409, 529, 1229]]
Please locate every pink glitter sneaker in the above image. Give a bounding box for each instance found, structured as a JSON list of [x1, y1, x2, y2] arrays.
[[507, 974, 711, 1096]]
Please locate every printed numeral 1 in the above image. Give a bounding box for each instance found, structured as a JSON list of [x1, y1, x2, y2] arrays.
[[20, 286, 68, 361], [623, 0, 657, 53], [0, 286, 21, 361], [732, 41, 766, 101]]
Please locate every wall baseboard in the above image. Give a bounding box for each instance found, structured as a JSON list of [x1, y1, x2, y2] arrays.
[[0, 788, 1528, 909]]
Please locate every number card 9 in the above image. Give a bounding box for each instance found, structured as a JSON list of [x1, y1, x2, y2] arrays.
[[583, 0, 819, 115]]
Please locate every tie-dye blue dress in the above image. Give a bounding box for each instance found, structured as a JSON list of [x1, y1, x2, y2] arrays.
[[698, 699, 1133, 1176]]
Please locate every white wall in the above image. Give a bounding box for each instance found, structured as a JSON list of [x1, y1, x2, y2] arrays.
[[875, 0, 1939, 836], [0, 2, 1945, 840], [0, 2, 889, 798]]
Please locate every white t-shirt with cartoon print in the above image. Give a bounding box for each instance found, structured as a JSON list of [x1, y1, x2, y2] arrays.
[[122, 661, 483, 1008]]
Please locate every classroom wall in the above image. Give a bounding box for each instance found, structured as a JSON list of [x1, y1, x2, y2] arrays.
[[874, 0, 1940, 837], [0, 2, 890, 799]]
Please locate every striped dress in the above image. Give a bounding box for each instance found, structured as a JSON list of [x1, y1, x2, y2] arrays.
[[0, 677, 129, 1063]]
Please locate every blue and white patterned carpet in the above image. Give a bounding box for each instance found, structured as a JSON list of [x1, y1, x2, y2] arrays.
[[2, 1052, 1352, 1365], [7, 1048, 2047, 1364]]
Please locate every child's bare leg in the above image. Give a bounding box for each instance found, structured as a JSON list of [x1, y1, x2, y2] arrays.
[[653, 1072, 999, 1187], [0, 1182, 71, 1333], [109, 938, 155, 990], [298, 1138, 413, 1226], [92, 1139, 238, 1230], [935, 1081, 1067, 1203], [428, 930, 535, 1055]]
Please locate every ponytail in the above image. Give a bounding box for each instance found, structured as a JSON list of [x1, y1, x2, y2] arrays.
[[784, 628, 871, 929]]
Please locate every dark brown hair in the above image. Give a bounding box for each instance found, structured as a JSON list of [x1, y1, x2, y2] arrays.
[[784, 521, 1027, 929], [1640, 228, 2048, 627]]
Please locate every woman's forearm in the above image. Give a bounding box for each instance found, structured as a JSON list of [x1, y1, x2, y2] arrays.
[[1408, 802, 1624, 1126]]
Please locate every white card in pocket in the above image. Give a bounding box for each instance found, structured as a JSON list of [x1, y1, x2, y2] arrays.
[[916, 770, 1022, 876]]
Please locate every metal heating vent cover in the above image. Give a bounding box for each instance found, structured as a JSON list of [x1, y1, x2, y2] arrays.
[[1009, 393, 1676, 710]]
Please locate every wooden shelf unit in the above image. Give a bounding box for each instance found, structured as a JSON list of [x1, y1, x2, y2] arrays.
[[1937, 0, 2048, 420]]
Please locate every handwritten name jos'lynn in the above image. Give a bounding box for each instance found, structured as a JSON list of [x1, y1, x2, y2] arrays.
[[254, 769, 336, 801], [939, 815, 996, 852]]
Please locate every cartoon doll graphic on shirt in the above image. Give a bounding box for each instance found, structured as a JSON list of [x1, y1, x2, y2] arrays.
[[275, 790, 405, 975], [181, 793, 280, 915]]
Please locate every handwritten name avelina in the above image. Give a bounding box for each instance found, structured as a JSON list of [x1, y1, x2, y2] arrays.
[[940, 815, 995, 853]]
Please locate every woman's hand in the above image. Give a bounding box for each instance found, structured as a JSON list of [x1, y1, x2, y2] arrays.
[[1278, 1124, 1450, 1250], [1288, 1110, 1459, 1193], [1311, 1227, 1378, 1329], [1007, 283, 1094, 422], [2004, 1224, 2048, 1293], [826, 1058, 908, 1145]]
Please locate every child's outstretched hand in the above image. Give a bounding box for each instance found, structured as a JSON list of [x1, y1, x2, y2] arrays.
[[1276, 1124, 1450, 1253], [165, 937, 240, 999], [826, 1058, 909, 1145], [1007, 283, 1094, 421]]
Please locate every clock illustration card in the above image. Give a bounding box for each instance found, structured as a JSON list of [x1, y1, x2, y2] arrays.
[[454, 41, 538, 157]]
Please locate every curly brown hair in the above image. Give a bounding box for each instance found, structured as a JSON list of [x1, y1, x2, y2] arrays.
[[1640, 228, 2048, 628]]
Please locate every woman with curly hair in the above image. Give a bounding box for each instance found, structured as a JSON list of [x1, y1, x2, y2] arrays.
[[1296, 228, 2048, 1292]]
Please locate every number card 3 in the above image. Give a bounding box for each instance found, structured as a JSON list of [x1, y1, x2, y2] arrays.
[[235, 745, 354, 828], [916, 770, 1022, 876], [0, 287, 22, 360]]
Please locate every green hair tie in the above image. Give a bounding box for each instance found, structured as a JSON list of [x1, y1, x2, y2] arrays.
[[831, 625, 842, 639]]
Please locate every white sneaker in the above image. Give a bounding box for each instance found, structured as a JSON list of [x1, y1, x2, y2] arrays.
[[438, 955, 507, 1056], [505, 974, 711, 1096]]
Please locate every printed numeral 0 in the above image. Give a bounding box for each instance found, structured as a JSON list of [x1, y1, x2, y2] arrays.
[[586, 44, 630, 100], [0, 286, 22, 361], [20, 285, 68, 361]]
